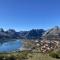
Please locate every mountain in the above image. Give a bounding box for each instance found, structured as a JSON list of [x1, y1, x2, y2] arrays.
[[5, 29, 19, 38], [25, 29, 45, 39], [42, 26, 60, 41], [0, 26, 60, 41], [0, 28, 45, 40]]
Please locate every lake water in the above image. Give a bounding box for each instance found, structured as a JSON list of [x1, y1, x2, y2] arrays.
[[0, 39, 23, 52]]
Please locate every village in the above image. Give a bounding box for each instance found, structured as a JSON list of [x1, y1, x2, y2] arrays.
[[23, 39, 60, 53], [35, 40, 59, 52], [24, 26, 60, 53]]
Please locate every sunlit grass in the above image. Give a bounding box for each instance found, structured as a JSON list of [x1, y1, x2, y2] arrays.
[[0, 51, 29, 60]]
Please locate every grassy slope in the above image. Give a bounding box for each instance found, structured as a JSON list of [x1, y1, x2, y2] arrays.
[[0, 51, 29, 60], [0, 52, 60, 60], [28, 53, 60, 60]]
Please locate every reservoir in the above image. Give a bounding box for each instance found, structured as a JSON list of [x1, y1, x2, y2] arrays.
[[0, 39, 23, 52]]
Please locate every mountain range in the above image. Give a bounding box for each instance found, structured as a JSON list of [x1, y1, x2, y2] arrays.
[[0, 28, 45, 40], [0, 26, 60, 41]]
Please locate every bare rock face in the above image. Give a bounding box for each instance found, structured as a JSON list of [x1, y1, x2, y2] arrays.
[[42, 26, 60, 41]]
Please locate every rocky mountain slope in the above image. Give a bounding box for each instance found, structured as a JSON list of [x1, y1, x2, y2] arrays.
[[42, 26, 60, 41]]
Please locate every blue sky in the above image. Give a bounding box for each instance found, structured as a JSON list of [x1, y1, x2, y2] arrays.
[[0, 0, 60, 31]]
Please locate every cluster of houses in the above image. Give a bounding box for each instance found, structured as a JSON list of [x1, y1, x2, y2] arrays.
[[23, 39, 60, 53], [40, 40, 59, 52], [33, 40, 59, 53], [21, 26, 60, 53]]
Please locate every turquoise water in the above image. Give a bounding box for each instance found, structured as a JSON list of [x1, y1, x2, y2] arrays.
[[0, 39, 23, 52]]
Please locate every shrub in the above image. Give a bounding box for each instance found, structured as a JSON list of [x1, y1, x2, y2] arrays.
[[49, 52, 60, 59], [8, 55, 16, 60]]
